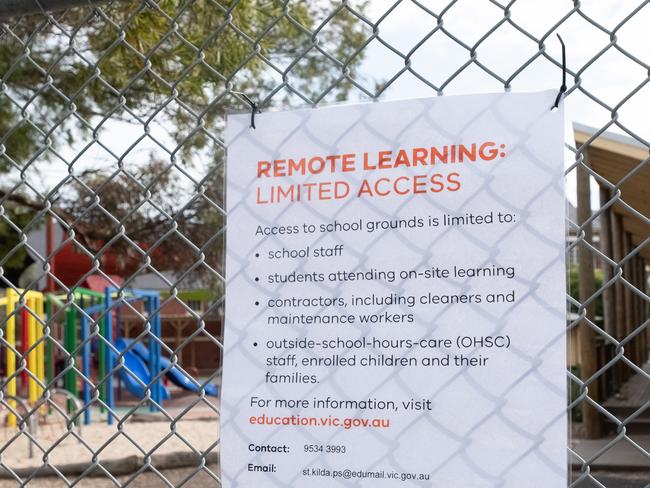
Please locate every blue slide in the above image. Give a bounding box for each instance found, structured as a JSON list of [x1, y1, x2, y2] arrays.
[[123, 339, 219, 397], [113, 338, 171, 400]]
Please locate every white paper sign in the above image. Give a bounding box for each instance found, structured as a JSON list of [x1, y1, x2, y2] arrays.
[[222, 91, 566, 487]]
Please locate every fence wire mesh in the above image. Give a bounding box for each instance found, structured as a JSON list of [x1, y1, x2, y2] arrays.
[[0, 0, 648, 487]]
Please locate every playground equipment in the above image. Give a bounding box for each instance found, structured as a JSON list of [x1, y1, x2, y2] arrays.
[[46, 287, 108, 424], [121, 338, 219, 397], [45, 287, 165, 425], [2, 286, 219, 428], [113, 338, 171, 403], [81, 287, 167, 424], [51, 287, 218, 425], [0, 289, 46, 427]]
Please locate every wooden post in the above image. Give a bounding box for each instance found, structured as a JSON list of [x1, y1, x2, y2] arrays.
[[622, 232, 635, 368], [599, 188, 615, 337], [637, 256, 650, 363], [611, 214, 625, 341], [630, 255, 644, 366], [644, 260, 649, 362], [598, 187, 615, 397], [611, 213, 626, 387], [577, 161, 601, 438], [635, 256, 645, 366]]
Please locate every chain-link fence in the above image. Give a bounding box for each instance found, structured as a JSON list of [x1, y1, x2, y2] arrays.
[[0, 0, 647, 487]]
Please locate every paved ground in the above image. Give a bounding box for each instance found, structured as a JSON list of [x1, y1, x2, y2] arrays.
[[571, 435, 650, 471], [0, 418, 217, 473], [0, 466, 219, 487], [572, 471, 650, 488]]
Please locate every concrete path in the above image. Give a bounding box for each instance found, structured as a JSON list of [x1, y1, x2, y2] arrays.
[[0, 419, 218, 479], [571, 435, 650, 471]]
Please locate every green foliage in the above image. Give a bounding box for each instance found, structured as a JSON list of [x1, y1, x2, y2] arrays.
[[0, 1, 371, 167], [568, 365, 582, 422], [0, 1, 371, 277], [0, 205, 35, 283], [568, 263, 604, 320]]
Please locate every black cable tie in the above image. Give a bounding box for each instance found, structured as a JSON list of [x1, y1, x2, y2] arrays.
[[553, 34, 567, 109], [239, 93, 260, 129]]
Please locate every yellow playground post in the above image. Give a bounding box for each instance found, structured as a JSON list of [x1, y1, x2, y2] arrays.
[[36, 297, 45, 399], [27, 296, 37, 404], [1, 289, 46, 427], [4, 288, 16, 427]]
